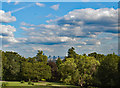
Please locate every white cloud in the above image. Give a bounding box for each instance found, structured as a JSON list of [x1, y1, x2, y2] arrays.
[[36, 2, 45, 7], [10, 3, 34, 13], [55, 8, 118, 38], [21, 22, 35, 26], [14, 1, 19, 5], [7, 8, 117, 56], [32, 46, 54, 52], [26, 36, 76, 45], [81, 0, 90, 2], [45, 14, 52, 18], [50, 4, 60, 11], [7, 0, 11, 3], [77, 46, 82, 48], [20, 26, 35, 31], [0, 24, 19, 43], [112, 33, 120, 37], [19, 8, 117, 47], [0, 10, 16, 23], [0, 24, 16, 37], [103, 37, 112, 40], [85, 39, 101, 45]]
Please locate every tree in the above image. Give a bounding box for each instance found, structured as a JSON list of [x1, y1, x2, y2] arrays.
[[22, 61, 51, 81], [22, 62, 33, 81], [76, 56, 100, 86], [59, 58, 77, 84], [67, 47, 77, 58], [48, 60, 60, 81], [88, 52, 105, 62], [36, 50, 47, 64], [0, 50, 2, 81], [3, 51, 22, 81], [56, 57, 62, 67], [97, 54, 119, 86]]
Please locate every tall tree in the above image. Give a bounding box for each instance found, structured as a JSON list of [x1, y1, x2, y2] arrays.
[[68, 47, 77, 58], [3, 51, 21, 81], [59, 58, 77, 84], [36, 50, 47, 64]]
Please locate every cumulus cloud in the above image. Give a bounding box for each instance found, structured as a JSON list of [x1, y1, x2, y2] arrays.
[[25, 36, 76, 45], [0, 25, 16, 37], [57, 8, 117, 32], [0, 24, 19, 44], [0, 10, 16, 23], [50, 4, 60, 11], [17, 8, 117, 55], [36, 2, 45, 7]]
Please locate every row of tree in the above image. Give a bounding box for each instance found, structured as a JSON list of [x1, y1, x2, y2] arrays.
[[0, 47, 120, 87]]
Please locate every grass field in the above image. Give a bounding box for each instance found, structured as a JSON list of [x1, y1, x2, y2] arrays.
[[0, 81, 79, 88]]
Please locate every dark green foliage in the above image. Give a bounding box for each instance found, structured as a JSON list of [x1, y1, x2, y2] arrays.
[[67, 47, 77, 58], [36, 50, 47, 64], [2, 50, 51, 82], [97, 54, 120, 86], [20, 80, 25, 83], [56, 57, 62, 67], [28, 81, 32, 85], [28, 81, 34, 85], [48, 60, 60, 81], [2, 51, 22, 81]]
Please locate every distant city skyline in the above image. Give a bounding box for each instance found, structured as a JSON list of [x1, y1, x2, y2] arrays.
[[1, 1, 119, 57]]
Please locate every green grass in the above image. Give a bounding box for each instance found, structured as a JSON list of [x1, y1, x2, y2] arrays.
[[0, 81, 79, 88]]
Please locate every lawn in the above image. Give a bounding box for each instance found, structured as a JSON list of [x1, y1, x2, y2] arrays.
[[0, 81, 79, 88]]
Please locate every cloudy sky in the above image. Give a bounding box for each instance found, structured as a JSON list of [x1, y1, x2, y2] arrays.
[[0, 1, 119, 57]]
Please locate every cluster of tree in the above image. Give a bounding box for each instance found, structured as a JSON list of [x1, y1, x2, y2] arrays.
[[0, 47, 120, 87], [1, 50, 51, 81]]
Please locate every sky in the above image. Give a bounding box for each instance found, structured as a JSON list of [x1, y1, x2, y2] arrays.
[[0, 1, 119, 57]]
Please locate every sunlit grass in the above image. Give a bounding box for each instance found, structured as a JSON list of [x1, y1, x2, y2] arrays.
[[1, 81, 78, 87]]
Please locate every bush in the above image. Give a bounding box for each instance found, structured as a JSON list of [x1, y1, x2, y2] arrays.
[[20, 80, 25, 83], [28, 81, 34, 85], [28, 81, 32, 85], [32, 83, 34, 85], [2, 82, 8, 87]]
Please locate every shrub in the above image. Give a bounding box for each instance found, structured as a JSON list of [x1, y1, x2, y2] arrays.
[[28, 81, 34, 85], [28, 81, 32, 85], [32, 83, 34, 85], [2, 82, 8, 87], [20, 80, 25, 83]]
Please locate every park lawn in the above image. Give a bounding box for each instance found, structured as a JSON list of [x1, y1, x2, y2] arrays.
[[1, 81, 78, 87]]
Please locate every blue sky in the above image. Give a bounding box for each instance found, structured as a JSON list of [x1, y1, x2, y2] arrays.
[[0, 1, 119, 57], [1, 0, 120, 2]]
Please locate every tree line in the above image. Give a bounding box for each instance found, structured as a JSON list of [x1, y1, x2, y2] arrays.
[[0, 47, 120, 87]]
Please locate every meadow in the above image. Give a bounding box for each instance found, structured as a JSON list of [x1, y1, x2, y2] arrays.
[[1, 81, 79, 88]]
